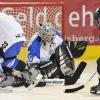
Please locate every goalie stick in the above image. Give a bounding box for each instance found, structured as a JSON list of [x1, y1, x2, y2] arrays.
[[64, 71, 97, 93]]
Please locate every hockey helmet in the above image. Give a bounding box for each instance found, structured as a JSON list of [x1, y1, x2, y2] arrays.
[[38, 21, 55, 42], [94, 8, 100, 29]]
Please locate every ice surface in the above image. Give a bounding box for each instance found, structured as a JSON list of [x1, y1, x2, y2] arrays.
[[0, 60, 100, 100]]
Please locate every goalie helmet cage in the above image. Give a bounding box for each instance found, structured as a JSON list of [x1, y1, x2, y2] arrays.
[[0, 2, 64, 47]]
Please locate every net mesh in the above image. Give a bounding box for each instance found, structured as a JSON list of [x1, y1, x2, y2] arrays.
[[0, 4, 62, 47]]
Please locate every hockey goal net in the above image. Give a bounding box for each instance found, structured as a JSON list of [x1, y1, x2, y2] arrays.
[[0, 2, 63, 47]]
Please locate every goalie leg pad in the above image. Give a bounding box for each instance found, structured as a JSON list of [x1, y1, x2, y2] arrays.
[[54, 42, 75, 76], [60, 57, 75, 76], [38, 60, 59, 78]]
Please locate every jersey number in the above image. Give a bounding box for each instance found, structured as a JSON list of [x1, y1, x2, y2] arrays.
[[2, 41, 8, 49]]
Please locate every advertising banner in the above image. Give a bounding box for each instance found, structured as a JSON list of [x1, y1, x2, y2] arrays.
[[63, 0, 100, 45], [0, 0, 100, 45]]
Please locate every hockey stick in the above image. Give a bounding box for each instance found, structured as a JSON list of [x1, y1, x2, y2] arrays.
[[64, 71, 97, 93]]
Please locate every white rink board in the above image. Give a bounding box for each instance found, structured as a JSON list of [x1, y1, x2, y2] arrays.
[[0, 60, 100, 100]]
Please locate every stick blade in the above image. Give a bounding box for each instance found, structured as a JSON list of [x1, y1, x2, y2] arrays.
[[64, 85, 84, 93]]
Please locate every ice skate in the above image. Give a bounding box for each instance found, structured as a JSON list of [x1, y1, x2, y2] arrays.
[[0, 74, 14, 88], [0, 74, 14, 92], [0, 74, 25, 87], [90, 84, 100, 94]]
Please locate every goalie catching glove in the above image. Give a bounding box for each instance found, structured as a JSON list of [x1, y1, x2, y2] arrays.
[[65, 40, 88, 58]]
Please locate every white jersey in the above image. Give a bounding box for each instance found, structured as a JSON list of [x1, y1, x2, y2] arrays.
[[27, 31, 63, 63], [40, 35, 63, 62], [0, 13, 26, 52]]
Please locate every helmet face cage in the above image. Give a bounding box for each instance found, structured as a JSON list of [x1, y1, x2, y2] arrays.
[[38, 21, 55, 42], [94, 8, 100, 29]]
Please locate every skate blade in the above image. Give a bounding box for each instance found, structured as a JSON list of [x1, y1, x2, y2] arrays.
[[27, 74, 43, 91], [0, 86, 13, 93]]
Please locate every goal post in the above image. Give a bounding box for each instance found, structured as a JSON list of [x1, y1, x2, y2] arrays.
[[0, 2, 64, 61]]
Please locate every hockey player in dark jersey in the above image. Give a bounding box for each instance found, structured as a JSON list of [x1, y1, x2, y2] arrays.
[[0, 12, 43, 89], [27, 20, 87, 86], [90, 8, 100, 94]]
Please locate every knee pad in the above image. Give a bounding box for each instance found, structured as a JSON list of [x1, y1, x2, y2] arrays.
[[16, 60, 26, 72]]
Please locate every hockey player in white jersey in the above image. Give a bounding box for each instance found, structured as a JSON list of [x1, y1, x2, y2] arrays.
[[27, 21, 87, 85], [0, 12, 43, 88]]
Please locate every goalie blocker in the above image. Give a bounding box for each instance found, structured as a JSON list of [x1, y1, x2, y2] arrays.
[[30, 41, 87, 85]]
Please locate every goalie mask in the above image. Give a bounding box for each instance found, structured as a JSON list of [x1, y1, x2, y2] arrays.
[[38, 21, 55, 42], [94, 8, 100, 29]]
